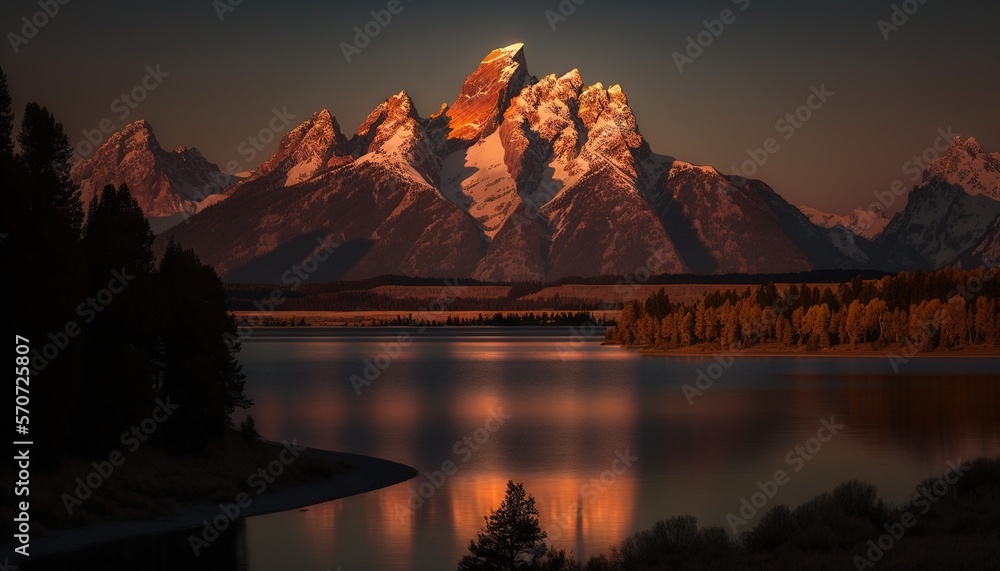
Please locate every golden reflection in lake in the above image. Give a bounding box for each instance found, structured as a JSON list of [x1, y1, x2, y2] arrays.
[[232, 334, 1000, 570]]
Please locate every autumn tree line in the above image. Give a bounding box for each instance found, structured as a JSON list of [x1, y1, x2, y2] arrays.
[[607, 269, 1000, 352], [369, 312, 611, 327], [2, 65, 250, 460]]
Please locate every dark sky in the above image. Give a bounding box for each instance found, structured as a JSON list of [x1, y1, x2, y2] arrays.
[[2, 0, 998, 214]]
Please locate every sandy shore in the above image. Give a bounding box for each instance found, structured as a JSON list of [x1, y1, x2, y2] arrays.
[[1, 445, 416, 562]]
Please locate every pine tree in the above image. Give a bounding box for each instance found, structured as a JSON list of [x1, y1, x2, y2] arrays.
[[458, 481, 547, 570], [0, 64, 18, 254], [18, 102, 83, 235], [159, 240, 252, 452], [12, 101, 87, 461], [0, 65, 14, 160], [78, 184, 159, 450]]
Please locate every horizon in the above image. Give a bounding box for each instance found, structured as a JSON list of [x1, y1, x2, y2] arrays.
[[2, 0, 999, 216]]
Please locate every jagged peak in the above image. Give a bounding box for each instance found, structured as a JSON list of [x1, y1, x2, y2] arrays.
[[76, 120, 162, 167], [122, 118, 153, 132], [304, 109, 342, 133], [558, 68, 584, 90], [112, 119, 156, 145], [172, 146, 206, 160], [429, 103, 448, 120], [441, 44, 533, 150], [357, 91, 419, 137], [388, 90, 417, 116], [313, 108, 333, 122], [949, 135, 986, 156], [608, 85, 635, 111], [483, 43, 525, 63]]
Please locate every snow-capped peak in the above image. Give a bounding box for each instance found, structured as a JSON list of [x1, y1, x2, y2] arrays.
[[558, 68, 583, 88], [239, 108, 350, 188], [921, 136, 1000, 200], [69, 119, 233, 221], [353, 91, 421, 154], [484, 43, 525, 61], [798, 205, 889, 240], [353, 91, 440, 186], [439, 43, 533, 152]]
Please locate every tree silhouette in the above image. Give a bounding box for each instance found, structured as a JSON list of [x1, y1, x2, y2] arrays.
[[12, 101, 87, 461], [18, 102, 83, 235], [0, 64, 18, 248], [0, 66, 13, 160], [458, 481, 547, 570], [159, 239, 251, 452], [78, 184, 159, 450]]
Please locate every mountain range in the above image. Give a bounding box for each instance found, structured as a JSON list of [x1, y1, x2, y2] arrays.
[[70, 44, 1000, 282]]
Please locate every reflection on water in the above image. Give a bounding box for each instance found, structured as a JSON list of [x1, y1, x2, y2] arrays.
[[27, 329, 1000, 570]]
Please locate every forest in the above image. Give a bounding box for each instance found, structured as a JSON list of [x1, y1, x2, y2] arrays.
[[2, 64, 251, 460], [608, 269, 1000, 352]]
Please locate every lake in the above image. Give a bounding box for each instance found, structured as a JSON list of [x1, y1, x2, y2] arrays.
[[27, 328, 1000, 569]]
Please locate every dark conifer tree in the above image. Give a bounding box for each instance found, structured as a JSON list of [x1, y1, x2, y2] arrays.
[[0, 66, 13, 159], [158, 240, 251, 452], [458, 481, 547, 570], [12, 102, 87, 461], [78, 184, 159, 449], [0, 65, 17, 252]]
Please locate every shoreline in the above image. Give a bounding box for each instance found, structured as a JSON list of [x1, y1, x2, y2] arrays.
[[607, 343, 1000, 358], [2, 445, 417, 563]]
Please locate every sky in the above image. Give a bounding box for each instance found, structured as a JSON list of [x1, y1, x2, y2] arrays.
[[2, 0, 998, 215]]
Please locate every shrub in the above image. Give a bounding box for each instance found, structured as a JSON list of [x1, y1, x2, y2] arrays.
[[240, 415, 261, 441]]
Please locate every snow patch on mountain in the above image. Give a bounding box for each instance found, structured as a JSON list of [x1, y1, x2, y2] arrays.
[[921, 136, 1000, 200], [799, 205, 889, 240], [439, 131, 520, 239], [70, 120, 233, 219]]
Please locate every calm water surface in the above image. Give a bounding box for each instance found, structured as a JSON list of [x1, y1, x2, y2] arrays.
[[28, 328, 1000, 570], [233, 328, 1000, 570]]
